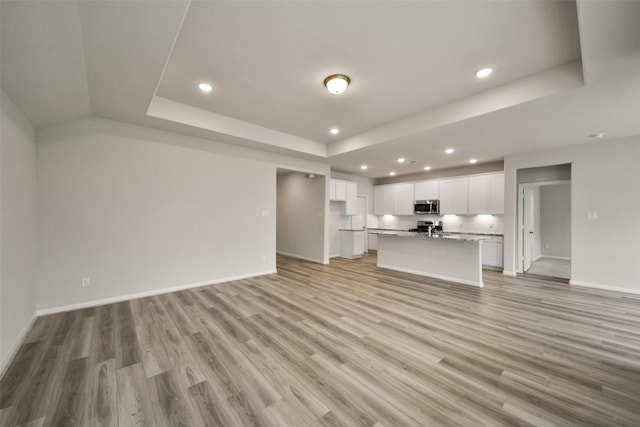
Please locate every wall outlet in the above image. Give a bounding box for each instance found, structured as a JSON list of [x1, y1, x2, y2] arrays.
[[544, 244, 550, 249], [81, 277, 90, 287]]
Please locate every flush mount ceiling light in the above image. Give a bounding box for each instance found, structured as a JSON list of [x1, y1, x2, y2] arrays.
[[360, 165, 368, 170], [330, 128, 340, 135], [445, 148, 455, 154], [475, 67, 493, 78], [198, 82, 213, 92], [389, 172, 396, 176], [469, 159, 478, 164], [397, 158, 405, 163], [424, 166, 432, 171], [324, 74, 350, 94]]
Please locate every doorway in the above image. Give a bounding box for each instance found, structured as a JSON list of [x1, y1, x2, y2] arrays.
[[518, 180, 571, 279]]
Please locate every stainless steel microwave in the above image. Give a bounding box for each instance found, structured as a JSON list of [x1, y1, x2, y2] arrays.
[[414, 200, 439, 215]]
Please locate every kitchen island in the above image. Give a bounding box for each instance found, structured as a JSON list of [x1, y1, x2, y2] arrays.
[[372, 231, 485, 287]]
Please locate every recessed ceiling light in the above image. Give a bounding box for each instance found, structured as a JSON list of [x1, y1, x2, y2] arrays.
[[389, 172, 396, 176], [198, 82, 213, 92], [324, 74, 350, 94], [424, 166, 431, 171], [469, 159, 478, 164], [397, 158, 405, 163], [330, 128, 340, 135], [475, 68, 493, 78], [589, 133, 605, 138], [360, 165, 368, 170], [445, 148, 454, 154]]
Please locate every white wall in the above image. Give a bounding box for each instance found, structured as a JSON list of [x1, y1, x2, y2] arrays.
[[277, 173, 327, 263], [35, 117, 330, 312], [504, 136, 640, 293], [540, 183, 571, 258], [1, 91, 38, 371], [533, 186, 541, 261]]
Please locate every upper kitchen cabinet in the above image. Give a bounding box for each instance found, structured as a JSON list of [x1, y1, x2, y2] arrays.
[[374, 185, 394, 215], [393, 183, 415, 215], [330, 178, 357, 215], [468, 173, 504, 215], [486, 173, 504, 214], [439, 177, 468, 215], [414, 180, 439, 200]]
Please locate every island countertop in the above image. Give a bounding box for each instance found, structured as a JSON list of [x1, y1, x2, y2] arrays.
[[369, 230, 487, 242]]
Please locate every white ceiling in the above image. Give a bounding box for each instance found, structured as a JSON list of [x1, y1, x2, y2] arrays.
[[2, 1, 639, 179]]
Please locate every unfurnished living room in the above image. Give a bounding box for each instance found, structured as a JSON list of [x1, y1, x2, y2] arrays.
[[1, 1, 640, 426]]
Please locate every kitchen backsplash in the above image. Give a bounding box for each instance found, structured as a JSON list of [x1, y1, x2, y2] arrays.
[[369, 214, 504, 234]]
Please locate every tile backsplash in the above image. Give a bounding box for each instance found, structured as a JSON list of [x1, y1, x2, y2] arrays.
[[369, 214, 504, 234]]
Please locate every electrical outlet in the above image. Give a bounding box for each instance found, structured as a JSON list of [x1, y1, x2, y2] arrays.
[[81, 277, 90, 287], [544, 244, 550, 249]]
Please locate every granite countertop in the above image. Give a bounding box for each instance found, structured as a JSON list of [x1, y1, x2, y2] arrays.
[[370, 230, 486, 242], [367, 228, 503, 237]]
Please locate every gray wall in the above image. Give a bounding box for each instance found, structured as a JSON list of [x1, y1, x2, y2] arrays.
[[1, 91, 38, 371], [504, 137, 640, 292], [36, 117, 296, 312], [277, 173, 327, 263], [540, 183, 571, 258]]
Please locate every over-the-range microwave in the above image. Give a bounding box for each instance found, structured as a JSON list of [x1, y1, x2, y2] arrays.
[[414, 200, 439, 215]]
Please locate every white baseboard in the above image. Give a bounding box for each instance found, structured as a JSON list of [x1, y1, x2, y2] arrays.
[[378, 263, 483, 288], [541, 255, 571, 260], [36, 269, 277, 316], [502, 270, 517, 277], [0, 312, 38, 379], [277, 251, 327, 264], [569, 280, 640, 295]]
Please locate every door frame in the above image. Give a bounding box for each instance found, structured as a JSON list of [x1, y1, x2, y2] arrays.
[[517, 180, 570, 273]]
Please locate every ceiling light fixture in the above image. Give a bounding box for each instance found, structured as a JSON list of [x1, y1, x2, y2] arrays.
[[424, 166, 431, 171], [469, 159, 478, 164], [445, 148, 454, 154], [324, 74, 350, 94], [330, 128, 340, 135], [389, 172, 396, 176], [589, 133, 605, 138], [397, 158, 405, 163], [198, 82, 213, 92], [360, 165, 368, 170], [475, 68, 493, 78]]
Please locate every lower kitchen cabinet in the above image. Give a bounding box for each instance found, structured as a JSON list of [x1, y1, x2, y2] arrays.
[[368, 232, 378, 251], [482, 236, 503, 269], [340, 230, 365, 259]]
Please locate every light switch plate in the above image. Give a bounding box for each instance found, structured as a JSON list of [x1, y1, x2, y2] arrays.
[[586, 211, 598, 220]]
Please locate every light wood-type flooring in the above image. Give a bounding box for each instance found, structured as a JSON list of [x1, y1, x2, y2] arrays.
[[2, 253, 640, 426]]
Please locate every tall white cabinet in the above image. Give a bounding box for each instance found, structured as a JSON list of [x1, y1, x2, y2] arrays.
[[330, 178, 357, 215]]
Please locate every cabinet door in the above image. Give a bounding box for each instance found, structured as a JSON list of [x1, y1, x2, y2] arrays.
[[451, 177, 468, 214], [368, 233, 378, 251], [393, 183, 414, 215], [486, 173, 504, 214], [344, 181, 357, 215], [468, 176, 487, 214], [353, 231, 365, 255], [374, 186, 385, 215], [335, 179, 347, 201], [482, 241, 503, 267], [438, 179, 454, 215], [414, 180, 439, 200], [330, 179, 337, 201]]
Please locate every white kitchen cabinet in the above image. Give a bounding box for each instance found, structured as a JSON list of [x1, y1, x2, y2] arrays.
[[374, 185, 394, 215], [368, 232, 378, 251], [340, 230, 365, 259], [482, 236, 503, 269], [334, 179, 347, 201], [486, 173, 504, 214], [468, 175, 488, 214], [439, 177, 468, 215], [392, 183, 414, 215], [344, 181, 357, 215], [414, 180, 439, 200]]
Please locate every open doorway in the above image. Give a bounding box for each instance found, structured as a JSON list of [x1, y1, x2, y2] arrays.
[[517, 164, 571, 280]]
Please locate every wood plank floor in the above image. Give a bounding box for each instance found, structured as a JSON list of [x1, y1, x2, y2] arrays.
[[2, 253, 640, 426]]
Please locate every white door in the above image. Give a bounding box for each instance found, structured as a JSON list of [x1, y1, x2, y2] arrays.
[[355, 196, 368, 251], [523, 188, 535, 272]]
